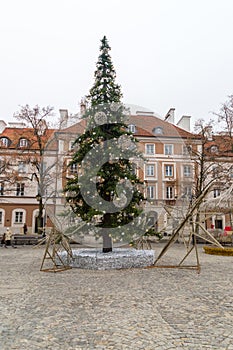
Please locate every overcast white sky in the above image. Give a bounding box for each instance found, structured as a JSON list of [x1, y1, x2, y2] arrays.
[[1, 0, 233, 129]]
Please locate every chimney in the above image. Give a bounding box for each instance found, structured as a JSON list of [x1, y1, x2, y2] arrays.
[[80, 98, 87, 116], [205, 126, 213, 140], [59, 109, 68, 129], [176, 115, 191, 131], [0, 120, 7, 133], [164, 108, 175, 124], [8, 122, 26, 128]]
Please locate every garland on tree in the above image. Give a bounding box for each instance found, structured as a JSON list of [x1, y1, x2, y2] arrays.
[[64, 36, 153, 251]]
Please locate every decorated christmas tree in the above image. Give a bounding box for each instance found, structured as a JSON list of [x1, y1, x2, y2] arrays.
[[65, 36, 146, 252]]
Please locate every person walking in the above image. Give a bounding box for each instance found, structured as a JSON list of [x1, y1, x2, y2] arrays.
[[4, 227, 13, 247], [0, 232, 6, 247], [23, 223, 28, 235]]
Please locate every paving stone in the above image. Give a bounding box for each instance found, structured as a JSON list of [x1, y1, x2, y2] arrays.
[[0, 243, 232, 349]]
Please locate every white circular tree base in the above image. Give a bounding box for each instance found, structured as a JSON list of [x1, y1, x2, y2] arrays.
[[59, 248, 155, 270]]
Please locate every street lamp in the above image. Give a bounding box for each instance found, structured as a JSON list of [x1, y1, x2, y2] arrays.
[[36, 192, 41, 202]]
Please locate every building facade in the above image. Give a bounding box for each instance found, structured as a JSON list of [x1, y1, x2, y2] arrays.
[[0, 105, 231, 238]]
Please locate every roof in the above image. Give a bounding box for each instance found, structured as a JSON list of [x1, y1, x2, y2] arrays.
[[129, 114, 195, 139], [57, 119, 86, 137], [0, 127, 57, 150], [205, 135, 233, 157], [57, 113, 197, 141]]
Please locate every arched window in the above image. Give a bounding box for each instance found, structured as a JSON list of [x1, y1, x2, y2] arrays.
[[0, 137, 10, 147], [210, 145, 218, 153], [128, 124, 136, 133]]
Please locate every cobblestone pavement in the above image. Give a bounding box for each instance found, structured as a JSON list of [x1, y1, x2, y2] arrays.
[[0, 243, 232, 350]]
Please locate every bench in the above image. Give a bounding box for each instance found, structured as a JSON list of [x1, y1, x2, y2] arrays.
[[12, 235, 39, 245]]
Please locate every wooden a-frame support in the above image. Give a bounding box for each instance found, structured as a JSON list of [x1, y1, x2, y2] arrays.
[[151, 184, 222, 273], [39, 228, 73, 273], [133, 235, 153, 250]]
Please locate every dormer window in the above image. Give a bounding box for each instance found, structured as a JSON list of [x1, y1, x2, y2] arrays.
[[16, 183, 25, 196], [153, 127, 163, 135], [0, 137, 10, 147], [19, 138, 28, 148], [128, 124, 136, 133], [210, 145, 218, 153]]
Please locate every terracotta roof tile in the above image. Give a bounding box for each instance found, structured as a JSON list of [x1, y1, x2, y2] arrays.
[[129, 114, 195, 139], [0, 127, 56, 150], [206, 135, 233, 157]]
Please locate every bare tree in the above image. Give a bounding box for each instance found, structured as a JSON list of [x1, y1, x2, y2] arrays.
[[170, 119, 229, 243], [214, 95, 233, 138], [188, 118, 232, 239], [213, 96, 233, 229], [13, 105, 56, 234], [0, 155, 22, 195]]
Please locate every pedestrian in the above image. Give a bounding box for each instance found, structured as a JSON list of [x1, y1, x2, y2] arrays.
[[0, 232, 6, 247], [4, 227, 13, 247], [23, 223, 28, 235]]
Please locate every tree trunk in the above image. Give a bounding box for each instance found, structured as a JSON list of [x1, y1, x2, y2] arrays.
[[102, 232, 112, 253], [38, 197, 43, 235], [101, 213, 112, 252]]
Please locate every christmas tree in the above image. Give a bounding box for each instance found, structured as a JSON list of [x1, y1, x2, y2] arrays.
[[65, 36, 146, 252]]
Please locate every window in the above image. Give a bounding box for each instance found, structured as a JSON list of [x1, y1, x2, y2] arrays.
[[213, 189, 220, 198], [18, 161, 26, 173], [183, 165, 192, 177], [0, 183, 4, 196], [164, 144, 173, 155], [146, 144, 155, 155], [15, 211, 23, 223], [148, 216, 155, 226], [146, 165, 155, 177], [70, 163, 78, 174], [183, 186, 192, 198], [147, 186, 155, 199], [215, 219, 223, 229], [0, 211, 2, 223], [166, 186, 173, 199], [131, 163, 137, 175], [69, 140, 76, 150], [165, 165, 173, 177], [153, 127, 163, 135], [212, 166, 221, 178], [0, 137, 10, 147], [183, 145, 192, 155], [19, 138, 28, 148], [128, 124, 136, 133], [16, 183, 25, 196], [210, 145, 218, 153]]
